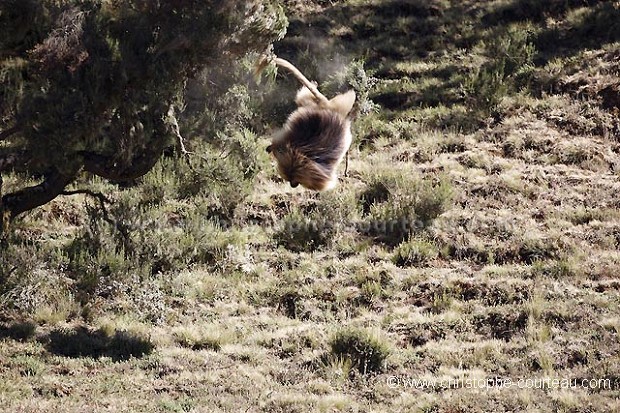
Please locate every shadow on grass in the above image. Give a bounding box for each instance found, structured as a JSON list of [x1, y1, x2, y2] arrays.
[[45, 326, 154, 361], [273, 0, 484, 121], [275, 0, 453, 68], [483, 1, 620, 62], [482, 0, 608, 26], [0, 320, 37, 341], [534, 3, 620, 61]]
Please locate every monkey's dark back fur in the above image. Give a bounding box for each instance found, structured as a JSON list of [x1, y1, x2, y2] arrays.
[[283, 108, 348, 167]]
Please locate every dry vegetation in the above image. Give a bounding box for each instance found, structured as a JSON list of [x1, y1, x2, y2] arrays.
[[2, 0, 620, 412]]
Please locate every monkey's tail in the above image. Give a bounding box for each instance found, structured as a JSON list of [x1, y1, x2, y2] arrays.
[[273, 57, 330, 107]]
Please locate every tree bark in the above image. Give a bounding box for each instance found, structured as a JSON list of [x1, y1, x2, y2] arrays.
[[0, 125, 20, 141], [81, 149, 165, 182], [0, 107, 172, 235], [1, 165, 79, 220]]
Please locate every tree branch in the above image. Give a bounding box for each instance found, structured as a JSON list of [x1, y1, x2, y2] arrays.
[[168, 105, 192, 156], [271, 57, 330, 106], [60, 188, 133, 255], [0, 126, 20, 141], [81, 147, 165, 182], [1, 166, 79, 220], [61, 188, 111, 205]]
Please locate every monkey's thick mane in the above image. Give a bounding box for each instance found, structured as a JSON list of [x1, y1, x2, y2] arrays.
[[281, 108, 349, 168], [291, 151, 333, 190]]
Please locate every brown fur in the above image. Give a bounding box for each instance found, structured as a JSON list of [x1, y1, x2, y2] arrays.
[[268, 88, 355, 190], [261, 57, 356, 190], [268, 107, 350, 190]]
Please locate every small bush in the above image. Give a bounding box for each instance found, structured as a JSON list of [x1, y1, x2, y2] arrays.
[[361, 173, 453, 246], [513, 236, 566, 264], [355, 118, 400, 149], [13, 356, 45, 377], [0, 261, 78, 322], [354, 269, 392, 305], [465, 65, 509, 114], [465, 24, 536, 114], [174, 329, 223, 352], [273, 211, 330, 253], [276, 330, 321, 359], [320, 59, 379, 117], [531, 259, 577, 279], [175, 129, 263, 221], [329, 328, 390, 375], [359, 180, 390, 215], [393, 238, 439, 267], [274, 191, 359, 252]]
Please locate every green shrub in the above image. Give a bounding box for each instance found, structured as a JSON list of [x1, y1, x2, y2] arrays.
[[329, 328, 390, 374], [354, 118, 400, 149], [354, 269, 392, 305], [359, 180, 390, 215], [172, 129, 263, 222], [12, 356, 45, 377], [361, 173, 453, 246], [274, 190, 359, 252], [0, 252, 77, 321], [174, 329, 223, 352], [323, 59, 379, 116], [393, 238, 439, 267], [531, 259, 577, 279], [465, 24, 536, 114], [273, 211, 330, 253]]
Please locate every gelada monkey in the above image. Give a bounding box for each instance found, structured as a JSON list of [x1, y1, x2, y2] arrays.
[[262, 57, 356, 191]]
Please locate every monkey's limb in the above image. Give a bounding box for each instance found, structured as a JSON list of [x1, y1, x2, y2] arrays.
[[273, 57, 330, 107]]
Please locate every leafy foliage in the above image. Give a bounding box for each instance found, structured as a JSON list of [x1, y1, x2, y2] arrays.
[[0, 0, 287, 231], [464, 24, 536, 114]]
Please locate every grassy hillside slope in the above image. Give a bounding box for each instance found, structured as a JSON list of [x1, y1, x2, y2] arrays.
[[1, 0, 620, 411]]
